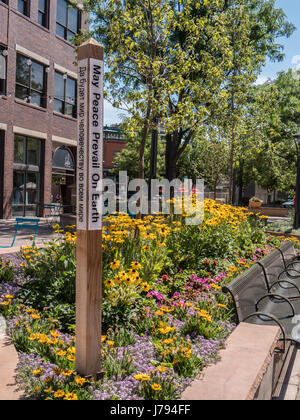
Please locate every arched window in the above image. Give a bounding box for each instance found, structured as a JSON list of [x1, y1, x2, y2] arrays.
[[52, 146, 75, 172]]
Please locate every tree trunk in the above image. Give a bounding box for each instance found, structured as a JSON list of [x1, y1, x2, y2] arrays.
[[213, 183, 217, 200], [238, 160, 244, 205]]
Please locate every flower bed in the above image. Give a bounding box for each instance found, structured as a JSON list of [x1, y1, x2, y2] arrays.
[[0, 199, 298, 400]]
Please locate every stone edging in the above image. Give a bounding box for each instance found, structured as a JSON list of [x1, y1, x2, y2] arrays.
[[181, 323, 281, 400]]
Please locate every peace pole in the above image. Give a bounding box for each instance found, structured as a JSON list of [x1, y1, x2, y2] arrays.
[[76, 38, 104, 378]]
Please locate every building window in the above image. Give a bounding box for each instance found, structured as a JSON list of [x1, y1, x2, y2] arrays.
[[0, 46, 7, 96], [54, 71, 77, 118], [12, 135, 42, 217], [16, 53, 47, 108], [56, 0, 81, 42], [18, 0, 30, 16], [38, 0, 49, 28]]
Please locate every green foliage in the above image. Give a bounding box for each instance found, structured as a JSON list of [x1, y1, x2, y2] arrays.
[[0, 258, 14, 283], [111, 120, 165, 180]]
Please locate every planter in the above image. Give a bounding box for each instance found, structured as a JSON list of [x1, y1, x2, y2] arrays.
[[249, 201, 263, 209]]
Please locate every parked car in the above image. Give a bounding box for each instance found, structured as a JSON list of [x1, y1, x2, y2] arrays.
[[282, 200, 294, 209]]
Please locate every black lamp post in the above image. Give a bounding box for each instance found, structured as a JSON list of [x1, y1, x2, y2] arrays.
[[293, 133, 300, 229], [149, 119, 158, 181]]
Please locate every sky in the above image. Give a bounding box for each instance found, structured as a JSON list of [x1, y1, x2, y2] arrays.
[[257, 0, 300, 84], [104, 0, 300, 124]]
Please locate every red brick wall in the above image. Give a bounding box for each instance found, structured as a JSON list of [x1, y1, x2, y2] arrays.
[[103, 140, 127, 170], [0, 0, 88, 218]]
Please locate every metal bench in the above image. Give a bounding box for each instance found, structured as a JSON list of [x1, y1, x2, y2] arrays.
[[276, 241, 300, 273], [254, 244, 300, 300], [0, 218, 40, 248], [222, 259, 300, 397], [222, 259, 300, 350]]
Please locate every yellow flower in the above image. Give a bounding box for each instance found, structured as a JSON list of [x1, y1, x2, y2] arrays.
[[131, 261, 141, 270], [151, 383, 162, 391], [38, 335, 49, 344], [110, 259, 120, 270], [134, 374, 151, 381], [163, 338, 174, 345], [107, 340, 115, 347], [210, 284, 221, 290], [61, 369, 73, 377], [104, 278, 114, 288], [157, 366, 166, 373], [50, 330, 60, 338], [75, 377, 86, 386], [124, 276, 135, 286], [32, 368, 43, 377], [67, 355, 75, 362], [64, 392, 78, 400], [101, 335, 107, 343], [56, 350, 67, 357], [54, 390, 65, 398], [157, 326, 176, 335], [44, 387, 52, 393], [128, 268, 140, 278], [30, 313, 40, 320], [141, 282, 151, 292], [5, 295, 14, 299]]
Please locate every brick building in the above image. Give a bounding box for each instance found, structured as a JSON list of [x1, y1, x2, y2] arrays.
[[0, 0, 88, 218], [103, 125, 126, 179]]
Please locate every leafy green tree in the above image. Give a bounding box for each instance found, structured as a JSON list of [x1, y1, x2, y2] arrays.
[[82, 0, 238, 181], [219, 0, 295, 203], [111, 122, 165, 180], [229, 70, 300, 200], [81, 0, 294, 187], [179, 129, 229, 199]]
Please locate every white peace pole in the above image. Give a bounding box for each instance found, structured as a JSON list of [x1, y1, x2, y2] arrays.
[[76, 38, 104, 378]]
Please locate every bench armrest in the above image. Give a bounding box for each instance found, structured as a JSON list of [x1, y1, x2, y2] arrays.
[[270, 280, 300, 296], [242, 312, 286, 353], [255, 293, 295, 318]]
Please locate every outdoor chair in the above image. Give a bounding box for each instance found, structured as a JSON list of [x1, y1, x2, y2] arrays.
[[43, 204, 62, 227], [0, 218, 40, 249]]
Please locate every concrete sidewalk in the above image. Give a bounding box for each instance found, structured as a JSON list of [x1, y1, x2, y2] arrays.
[[0, 317, 25, 400], [274, 345, 300, 400], [0, 219, 58, 256]]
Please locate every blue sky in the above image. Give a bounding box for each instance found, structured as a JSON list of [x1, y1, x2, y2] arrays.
[[257, 0, 300, 83], [104, 0, 300, 124]]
